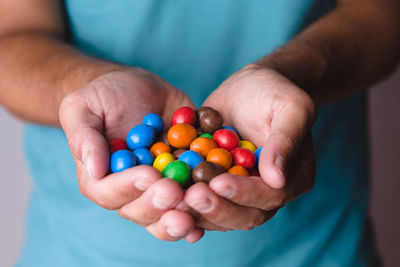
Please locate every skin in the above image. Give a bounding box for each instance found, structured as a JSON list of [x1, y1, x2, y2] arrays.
[[0, 0, 399, 242]]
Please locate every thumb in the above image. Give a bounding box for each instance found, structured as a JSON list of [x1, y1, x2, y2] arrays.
[[59, 91, 109, 181], [259, 100, 315, 189]]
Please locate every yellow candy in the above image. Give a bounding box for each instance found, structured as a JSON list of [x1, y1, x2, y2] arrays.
[[239, 140, 257, 153], [153, 152, 175, 172]]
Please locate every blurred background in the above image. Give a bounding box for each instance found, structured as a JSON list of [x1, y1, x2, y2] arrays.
[[0, 68, 399, 267]]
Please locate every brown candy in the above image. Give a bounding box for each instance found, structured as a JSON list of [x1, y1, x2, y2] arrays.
[[196, 106, 213, 120], [192, 161, 225, 184], [199, 109, 223, 133], [173, 149, 187, 159], [196, 128, 204, 136], [158, 132, 170, 145]]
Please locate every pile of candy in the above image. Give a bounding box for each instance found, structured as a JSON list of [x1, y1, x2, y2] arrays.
[[109, 106, 262, 187]]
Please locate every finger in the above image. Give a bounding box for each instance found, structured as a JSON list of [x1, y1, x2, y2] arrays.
[[59, 91, 108, 180], [117, 178, 184, 226], [146, 210, 196, 242], [184, 228, 205, 243], [259, 95, 315, 189], [83, 165, 162, 210], [175, 201, 231, 231], [210, 174, 286, 210], [184, 182, 275, 230], [210, 134, 316, 211]]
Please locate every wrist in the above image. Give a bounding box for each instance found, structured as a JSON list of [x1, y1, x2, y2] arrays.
[[247, 41, 327, 106]]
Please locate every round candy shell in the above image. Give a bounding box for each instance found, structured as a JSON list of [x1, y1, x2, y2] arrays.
[[110, 150, 136, 173], [178, 150, 203, 170], [133, 148, 154, 165], [153, 152, 175, 172], [126, 124, 155, 150], [142, 113, 164, 134]]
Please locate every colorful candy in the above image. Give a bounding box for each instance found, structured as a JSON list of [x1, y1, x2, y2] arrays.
[[254, 146, 262, 165], [228, 165, 249, 176], [196, 106, 213, 120], [171, 106, 197, 126], [162, 161, 191, 187], [110, 150, 136, 173], [189, 137, 217, 158], [153, 152, 175, 172], [231, 148, 256, 169], [109, 139, 127, 153], [199, 108, 223, 133], [126, 124, 155, 150], [239, 140, 257, 153], [200, 133, 213, 139], [150, 142, 171, 157], [142, 113, 164, 134], [213, 129, 239, 151], [206, 148, 232, 170], [133, 148, 154, 165], [178, 150, 203, 170], [168, 123, 197, 148], [192, 161, 225, 183], [173, 149, 187, 159], [221, 126, 238, 135], [110, 108, 262, 187]]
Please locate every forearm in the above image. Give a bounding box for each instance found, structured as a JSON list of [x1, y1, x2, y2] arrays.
[[0, 32, 123, 125], [256, 0, 400, 106]]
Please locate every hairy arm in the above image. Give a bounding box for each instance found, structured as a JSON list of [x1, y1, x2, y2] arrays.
[[0, 0, 122, 125], [257, 0, 400, 106]]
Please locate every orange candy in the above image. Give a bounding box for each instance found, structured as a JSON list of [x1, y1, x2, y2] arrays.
[[150, 142, 171, 157], [228, 165, 249, 176], [206, 148, 232, 170], [168, 123, 197, 149], [190, 137, 218, 158]]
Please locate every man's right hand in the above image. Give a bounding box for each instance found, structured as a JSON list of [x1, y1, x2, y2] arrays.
[[59, 68, 204, 243]]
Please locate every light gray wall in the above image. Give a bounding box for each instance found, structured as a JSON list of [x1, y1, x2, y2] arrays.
[[0, 68, 399, 266]]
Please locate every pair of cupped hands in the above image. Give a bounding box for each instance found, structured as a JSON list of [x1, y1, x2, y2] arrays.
[[59, 64, 316, 243]]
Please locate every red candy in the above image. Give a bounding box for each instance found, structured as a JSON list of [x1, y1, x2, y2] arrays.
[[171, 106, 197, 127], [213, 129, 239, 151], [110, 139, 127, 152], [231, 148, 256, 169]]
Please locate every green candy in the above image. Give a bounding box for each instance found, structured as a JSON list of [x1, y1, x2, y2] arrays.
[[161, 160, 191, 187], [200, 133, 213, 139]]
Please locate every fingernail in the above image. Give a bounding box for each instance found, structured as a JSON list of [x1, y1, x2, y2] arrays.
[[214, 184, 235, 199], [152, 192, 175, 210], [275, 155, 285, 177], [82, 149, 94, 178], [134, 177, 152, 191], [190, 197, 214, 213], [167, 227, 185, 238]]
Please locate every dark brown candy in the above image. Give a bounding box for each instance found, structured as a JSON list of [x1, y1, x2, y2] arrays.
[[196, 106, 214, 120], [199, 109, 223, 133], [192, 161, 225, 184], [158, 132, 170, 145], [196, 128, 204, 136], [173, 149, 187, 159]]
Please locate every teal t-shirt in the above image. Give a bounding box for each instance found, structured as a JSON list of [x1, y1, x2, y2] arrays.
[[17, 1, 380, 266]]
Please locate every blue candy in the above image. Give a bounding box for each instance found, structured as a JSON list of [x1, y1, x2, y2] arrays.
[[126, 124, 155, 150], [178, 150, 203, 170], [133, 148, 154, 165], [254, 146, 262, 165], [110, 150, 136, 173], [142, 113, 164, 134], [221, 126, 238, 135]]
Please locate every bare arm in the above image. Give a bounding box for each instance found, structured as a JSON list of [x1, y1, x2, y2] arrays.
[[0, 0, 122, 125], [257, 0, 400, 106]]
